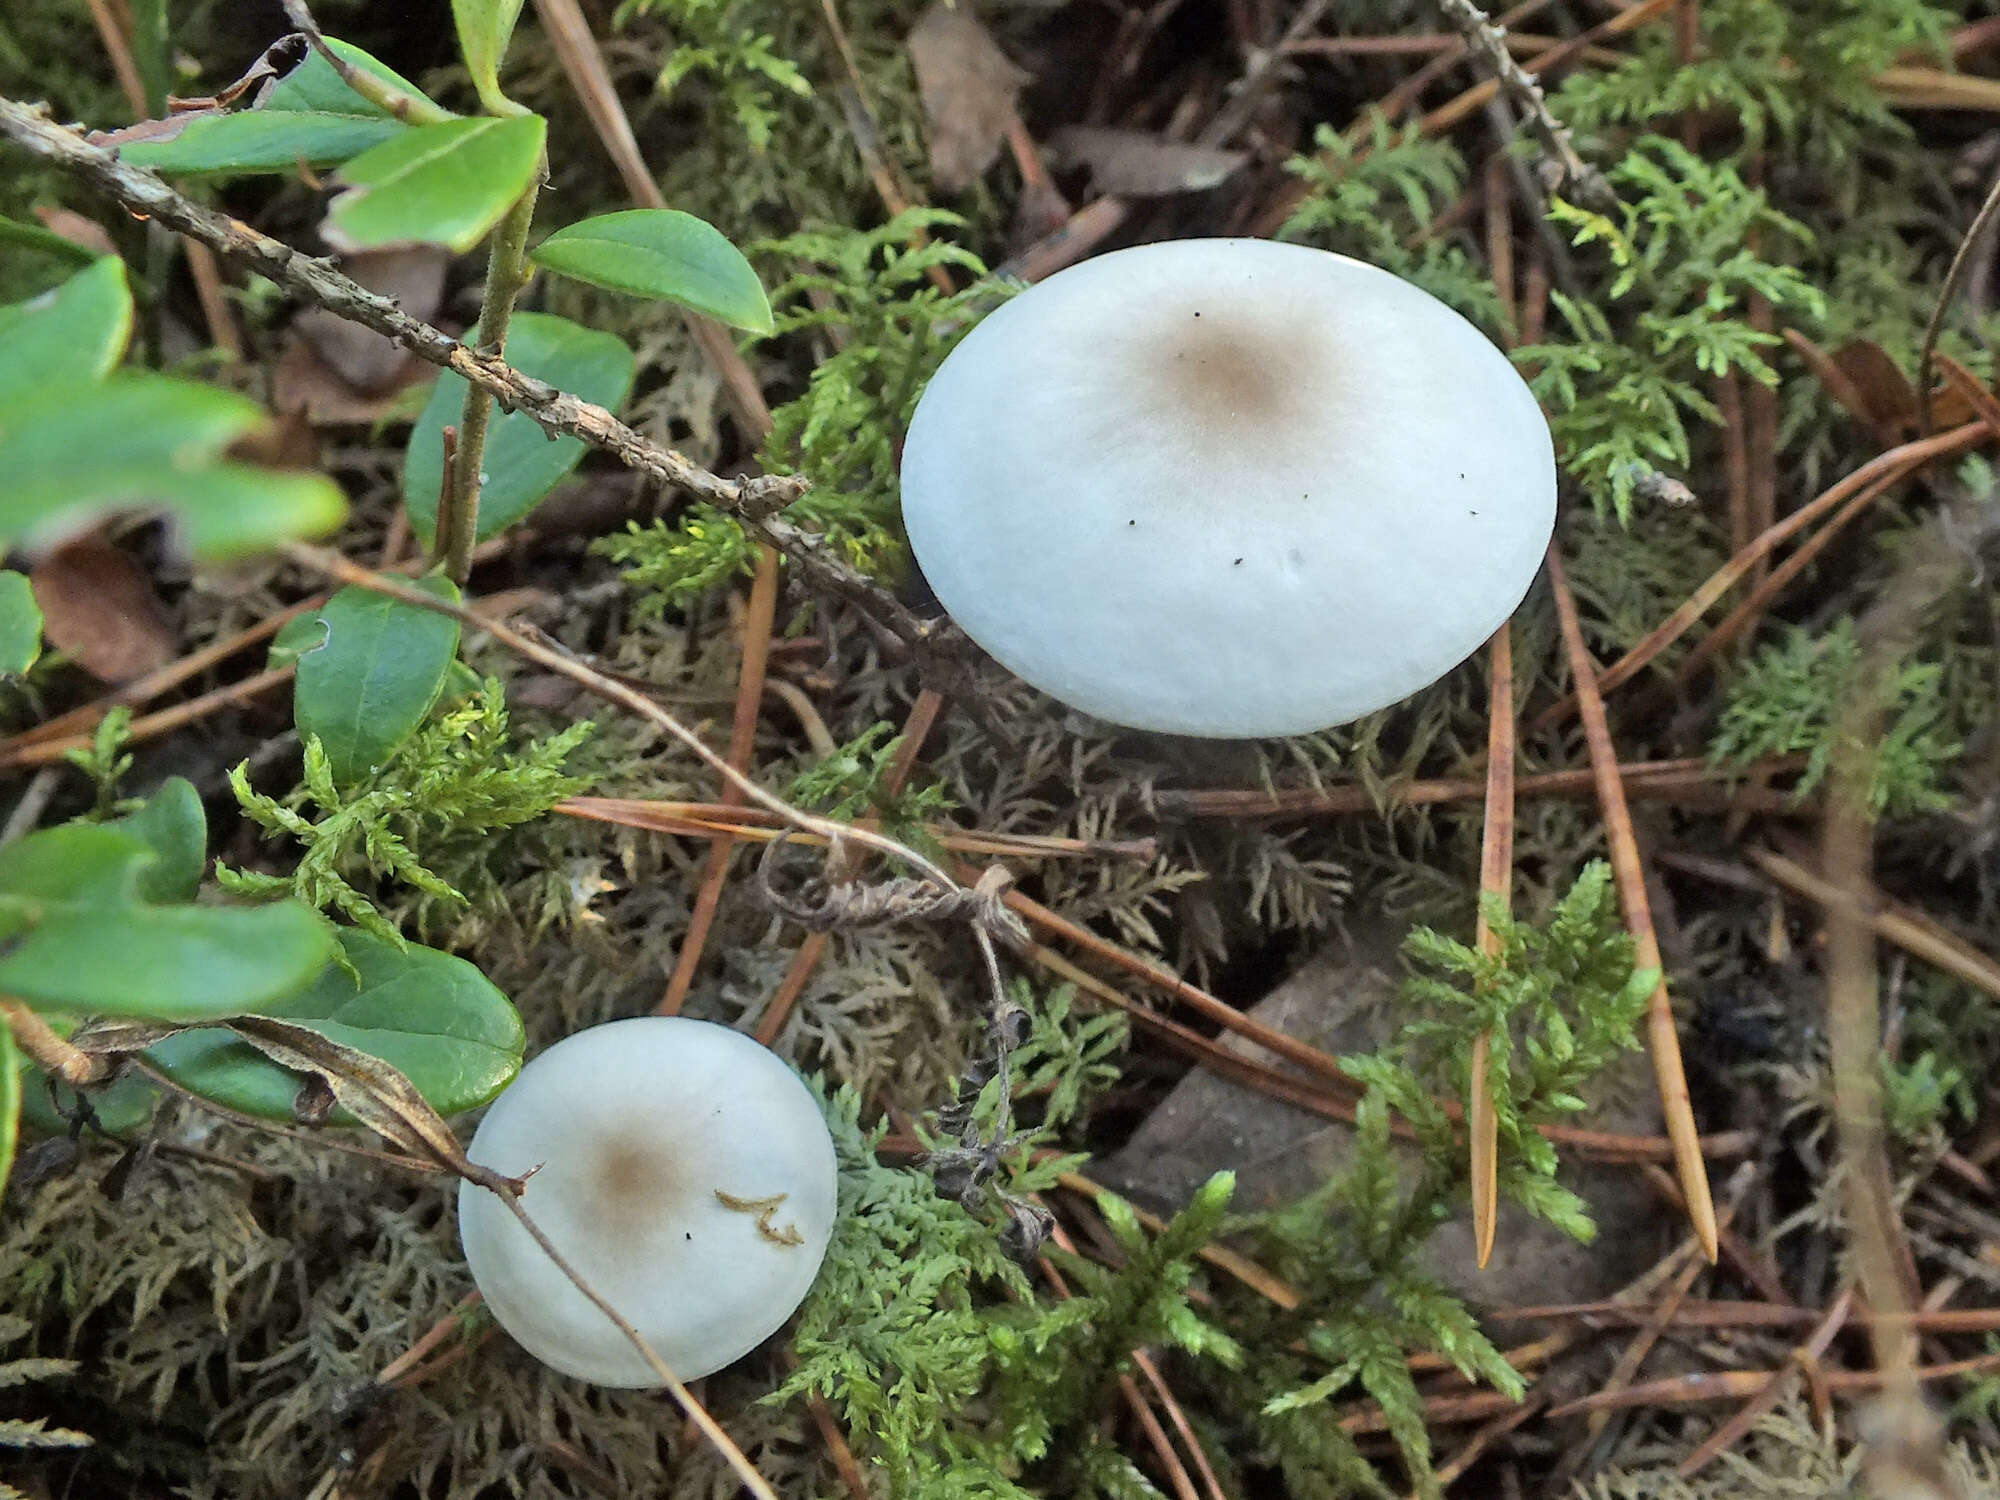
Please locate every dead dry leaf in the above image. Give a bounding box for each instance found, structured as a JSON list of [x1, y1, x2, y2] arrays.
[[294, 246, 449, 394], [270, 336, 430, 426], [1832, 338, 1923, 436], [908, 2, 1028, 193], [32, 207, 118, 257], [1046, 126, 1247, 195], [227, 1016, 474, 1172], [31, 534, 177, 683], [225, 400, 320, 471]]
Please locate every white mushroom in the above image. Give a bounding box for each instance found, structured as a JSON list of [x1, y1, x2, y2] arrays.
[[899, 238, 1556, 738], [456, 1016, 838, 1387]]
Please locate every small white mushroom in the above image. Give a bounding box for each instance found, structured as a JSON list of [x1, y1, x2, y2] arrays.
[[899, 238, 1556, 738], [456, 1017, 838, 1387]]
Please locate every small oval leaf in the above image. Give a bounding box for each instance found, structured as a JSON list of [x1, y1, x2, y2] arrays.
[[0, 256, 132, 406], [147, 928, 525, 1120], [329, 115, 544, 254], [402, 312, 635, 541], [264, 38, 441, 117], [0, 1014, 18, 1195], [16, 1063, 159, 1141], [105, 777, 206, 903], [530, 209, 773, 333], [0, 571, 43, 679], [1, 374, 347, 561], [453, 0, 528, 117], [120, 111, 405, 176], [294, 577, 461, 786], [0, 893, 334, 1024]]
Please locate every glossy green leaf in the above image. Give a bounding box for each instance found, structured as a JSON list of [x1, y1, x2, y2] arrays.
[[403, 312, 635, 540], [531, 209, 773, 333], [121, 111, 404, 176], [268, 611, 325, 669], [329, 114, 544, 254], [453, 0, 528, 116], [0, 571, 42, 679], [0, 257, 132, 406], [0, 1013, 18, 1195], [105, 776, 206, 902], [264, 37, 441, 118], [148, 462, 349, 561], [294, 576, 462, 785], [0, 824, 148, 911], [0, 824, 333, 1020], [0, 374, 347, 560], [16, 1063, 159, 1140], [147, 928, 525, 1119]]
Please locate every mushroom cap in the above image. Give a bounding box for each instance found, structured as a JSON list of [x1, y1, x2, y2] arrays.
[[456, 1016, 838, 1387], [899, 238, 1556, 737]]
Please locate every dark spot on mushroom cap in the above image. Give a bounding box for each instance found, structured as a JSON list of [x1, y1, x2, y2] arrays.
[[1135, 303, 1328, 453], [592, 1136, 680, 1243]]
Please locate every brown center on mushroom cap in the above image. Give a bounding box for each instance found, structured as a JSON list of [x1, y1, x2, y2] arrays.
[[1139, 304, 1331, 448], [589, 1134, 681, 1240]]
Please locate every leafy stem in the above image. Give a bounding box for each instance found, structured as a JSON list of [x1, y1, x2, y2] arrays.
[[279, 0, 451, 125], [439, 172, 541, 585]]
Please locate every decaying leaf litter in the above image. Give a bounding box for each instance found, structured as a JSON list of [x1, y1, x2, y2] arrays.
[[2, 0, 2000, 1496]]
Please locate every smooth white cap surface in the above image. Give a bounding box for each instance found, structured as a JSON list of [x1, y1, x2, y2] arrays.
[[457, 1017, 838, 1387], [900, 238, 1556, 737]]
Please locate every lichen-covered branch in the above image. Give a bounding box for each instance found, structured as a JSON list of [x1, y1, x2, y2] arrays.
[[0, 95, 950, 656], [1431, 0, 1616, 213]]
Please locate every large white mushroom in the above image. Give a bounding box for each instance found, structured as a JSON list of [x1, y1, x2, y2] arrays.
[[457, 1017, 838, 1387], [899, 238, 1556, 738]]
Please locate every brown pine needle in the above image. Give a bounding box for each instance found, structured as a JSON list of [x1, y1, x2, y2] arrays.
[[553, 796, 1156, 862], [661, 549, 782, 1015], [1545, 544, 1718, 1262], [1471, 623, 1516, 1270], [1527, 420, 1986, 734], [1675, 1289, 1854, 1477]]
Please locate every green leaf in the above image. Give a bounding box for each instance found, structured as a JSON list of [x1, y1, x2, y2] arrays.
[[452, 0, 528, 116], [264, 37, 441, 118], [0, 571, 43, 679], [147, 461, 350, 561], [0, 256, 132, 406], [0, 1013, 18, 1195], [104, 776, 206, 902], [0, 824, 334, 1020], [268, 611, 326, 669], [402, 312, 635, 540], [16, 1062, 159, 1139], [0, 374, 347, 560], [120, 111, 405, 176], [294, 577, 462, 786], [530, 209, 773, 332], [329, 115, 544, 254], [147, 927, 524, 1119]]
